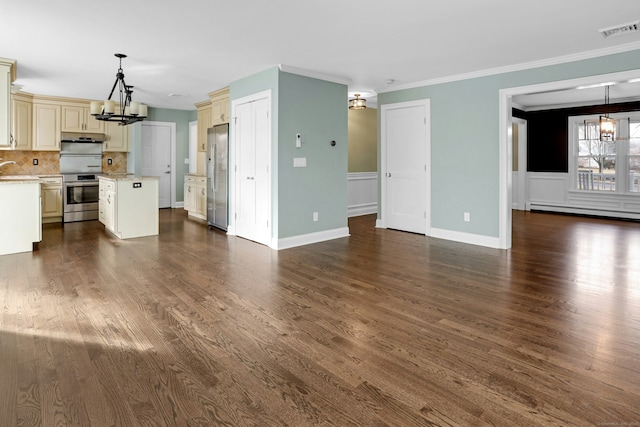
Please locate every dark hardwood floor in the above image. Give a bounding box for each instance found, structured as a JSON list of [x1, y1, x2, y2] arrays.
[[1, 210, 639, 426]]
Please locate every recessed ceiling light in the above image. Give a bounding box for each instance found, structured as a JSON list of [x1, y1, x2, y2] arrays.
[[385, 79, 396, 85]]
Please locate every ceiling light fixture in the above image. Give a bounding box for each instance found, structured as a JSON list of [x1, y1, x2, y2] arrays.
[[349, 93, 366, 110], [91, 53, 147, 126], [600, 85, 615, 142]]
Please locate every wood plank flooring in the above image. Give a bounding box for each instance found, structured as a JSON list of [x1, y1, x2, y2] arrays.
[[1, 209, 639, 426]]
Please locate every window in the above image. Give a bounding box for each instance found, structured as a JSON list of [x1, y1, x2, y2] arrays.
[[570, 113, 640, 193]]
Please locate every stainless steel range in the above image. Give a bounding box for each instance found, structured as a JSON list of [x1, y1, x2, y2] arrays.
[[60, 135, 105, 222]]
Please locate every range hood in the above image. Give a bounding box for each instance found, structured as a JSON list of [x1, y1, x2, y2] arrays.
[[61, 132, 107, 143]]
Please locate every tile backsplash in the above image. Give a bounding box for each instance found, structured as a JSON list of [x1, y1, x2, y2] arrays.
[[0, 150, 127, 175]]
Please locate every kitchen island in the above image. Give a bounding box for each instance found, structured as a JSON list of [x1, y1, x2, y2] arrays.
[[0, 176, 41, 255], [98, 176, 159, 239]]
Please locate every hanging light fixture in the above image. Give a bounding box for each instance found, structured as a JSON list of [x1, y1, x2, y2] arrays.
[[348, 93, 366, 110], [599, 85, 615, 142], [90, 53, 147, 126]]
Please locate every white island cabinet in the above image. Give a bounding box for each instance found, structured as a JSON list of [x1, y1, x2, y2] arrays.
[[98, 176, 159, 239], [0, 177, 41, 255]]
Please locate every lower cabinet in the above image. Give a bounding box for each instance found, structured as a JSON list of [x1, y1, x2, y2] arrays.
[[40, 176, 62, 223], [99, 176, 159, 239], [184, 174, 206, 220]]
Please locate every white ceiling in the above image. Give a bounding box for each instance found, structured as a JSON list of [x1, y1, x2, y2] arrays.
[[2, 0, 640, 111]]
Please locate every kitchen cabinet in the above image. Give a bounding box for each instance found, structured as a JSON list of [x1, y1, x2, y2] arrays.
[[103, 120, 129, 152], [11, 93, 32, 150], [40, 175, 63, 223], [196, 103, 212, 152], [32, 102, 61, 151], [0, 58, 16, 148], [184, 174, 206, 220], [0, 178, 41, 255], [61, 104, 104, 133], [210, 88, 230, 126], [99, 176, 159, 239]]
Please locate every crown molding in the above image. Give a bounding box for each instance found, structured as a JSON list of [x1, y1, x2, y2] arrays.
[[279, 64, 352, 86], [376, 41, 640, 94]]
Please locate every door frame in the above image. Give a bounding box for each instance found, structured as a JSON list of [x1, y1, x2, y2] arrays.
[[498, 69, 640, 250], [379, 98, 431, 234], [512, 117, 527, 211], [227, 89, 272, 245], [140, 121, 177, 208]]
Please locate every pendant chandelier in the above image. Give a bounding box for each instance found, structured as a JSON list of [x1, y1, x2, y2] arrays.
[[599, 85, 615, 142], [90, 53, 147, 126], [348, 93, 366, 110]]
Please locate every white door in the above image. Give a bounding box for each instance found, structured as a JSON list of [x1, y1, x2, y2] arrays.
[[142, 122, 172, 208], [233, 93, 271, 246], [382, 100, 430, 234]]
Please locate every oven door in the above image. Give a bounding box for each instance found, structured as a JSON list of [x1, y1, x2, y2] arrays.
[[63, 181, 99, 213]]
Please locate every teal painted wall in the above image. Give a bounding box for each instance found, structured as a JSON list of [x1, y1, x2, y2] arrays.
[[378, 49, 640, 238], [278, 71, 348, 238], [128, 107, 195, 203], [229, 67, 348, 240]]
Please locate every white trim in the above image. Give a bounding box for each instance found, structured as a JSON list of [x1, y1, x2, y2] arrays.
[[530, 204, 640, 221], [499, 69, 640, 250], [430, 227, 502, 249], [141, 121, 177, 208], [377, 41, 640, 94], [512, 117, 527, 211], [347, 172, 378, 217], [278, 65, 352, 86], [175, 201, 184, 208], [380, 99, 431, 233], [274, 227, 350, 250]]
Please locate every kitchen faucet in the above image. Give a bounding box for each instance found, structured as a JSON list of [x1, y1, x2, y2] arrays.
[[0, 160, 17, 171]]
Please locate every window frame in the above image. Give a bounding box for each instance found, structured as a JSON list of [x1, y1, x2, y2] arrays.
[[569, 112, 639, 194]]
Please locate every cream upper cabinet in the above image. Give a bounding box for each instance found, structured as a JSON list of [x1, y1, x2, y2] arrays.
[[196, 104, 212, 152], [11, 94, 32, 150], [210, 88, 230, 126], [61, 104, 104, 133], [32, 102, 61, 151], [0, 58, 16, 148], [103, 121, 129, 152]]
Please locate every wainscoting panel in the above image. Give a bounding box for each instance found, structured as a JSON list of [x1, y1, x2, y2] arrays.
[[348, 172, 378, 217]]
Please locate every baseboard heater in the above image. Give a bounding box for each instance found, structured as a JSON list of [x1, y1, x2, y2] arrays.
[[529, 203, 640, 221]]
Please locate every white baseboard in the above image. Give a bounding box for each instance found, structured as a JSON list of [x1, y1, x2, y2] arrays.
[[430, 227, 502, 249], [175, 202, 184, 208], [275, 227, 350, 250]]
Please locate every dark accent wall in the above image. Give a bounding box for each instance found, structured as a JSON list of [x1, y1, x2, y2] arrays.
[[513, 101, 640, 172]]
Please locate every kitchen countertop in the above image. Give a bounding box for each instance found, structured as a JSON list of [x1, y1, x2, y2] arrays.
[[0, 175, 42, 184], [99, 175, 159, 181]]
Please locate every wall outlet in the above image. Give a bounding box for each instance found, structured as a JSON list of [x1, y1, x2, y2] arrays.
[[464, 212, 470, 222], [313, 212, 318, 222], [33, 159, 38, 165], [107, 158, 113, 165]]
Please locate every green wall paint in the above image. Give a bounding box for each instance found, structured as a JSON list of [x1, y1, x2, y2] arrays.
[[278, 71, 348, 238], [128, 107, 196, 203], [229, 67, 348, 241], [379, 48, 640, 238]]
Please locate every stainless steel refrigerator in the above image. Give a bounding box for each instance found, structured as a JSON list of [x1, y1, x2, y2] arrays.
[[207, 124, 229, 230]]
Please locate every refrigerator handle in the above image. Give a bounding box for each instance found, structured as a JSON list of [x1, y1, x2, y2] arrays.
[[212, 144, 217, 192]]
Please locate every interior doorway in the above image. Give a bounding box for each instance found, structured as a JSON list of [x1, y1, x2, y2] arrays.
[[141, 121, 176, 208], [380, 99, 431, 234], [229, 90, 272, 246]]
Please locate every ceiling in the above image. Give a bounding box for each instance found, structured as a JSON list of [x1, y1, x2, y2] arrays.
[[2, 0, 640, 111]]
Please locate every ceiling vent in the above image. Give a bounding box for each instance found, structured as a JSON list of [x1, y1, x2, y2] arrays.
[[599, 20, 640, 38]]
